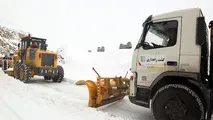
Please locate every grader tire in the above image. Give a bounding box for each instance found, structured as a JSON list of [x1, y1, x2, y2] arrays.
[[19, 64, 31, 83], [151, 84, 205, 120], [52, 65, 64, 83], [14, 62, 21, 79]]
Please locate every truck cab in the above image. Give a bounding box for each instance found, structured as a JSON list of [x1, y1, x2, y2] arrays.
[[129, 8, 210, 120]]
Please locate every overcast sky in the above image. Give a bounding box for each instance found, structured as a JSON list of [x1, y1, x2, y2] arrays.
[[0, 0, 212, 51]]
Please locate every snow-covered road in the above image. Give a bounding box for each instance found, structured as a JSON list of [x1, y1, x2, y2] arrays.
[[0, 70, 152, 120]]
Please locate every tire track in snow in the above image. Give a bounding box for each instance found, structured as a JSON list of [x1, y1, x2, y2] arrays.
[[0, 96, 23, 120], [28, 77, 89, 101], [28, 77, 152, 120], [0, 72, 129, 120], [22, 78, 138, 120], [29, 78, 125, 110]]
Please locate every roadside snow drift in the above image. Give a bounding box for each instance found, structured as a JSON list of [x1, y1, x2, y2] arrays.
[[0, 70, 152, 120]]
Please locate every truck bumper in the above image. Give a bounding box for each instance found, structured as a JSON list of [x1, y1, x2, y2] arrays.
[[37, 67, 58, 76]]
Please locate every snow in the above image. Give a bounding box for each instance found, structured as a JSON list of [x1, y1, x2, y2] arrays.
[[0, 53, 4, 57], [6, 68, 13, 71], [63, 46, 134, 81], [0, 49, 153, 120]]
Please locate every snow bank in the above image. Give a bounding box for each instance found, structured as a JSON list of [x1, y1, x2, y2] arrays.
[[0, 71, 130, 120], [62, 45, 134, 81]]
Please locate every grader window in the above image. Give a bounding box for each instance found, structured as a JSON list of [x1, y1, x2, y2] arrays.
[[142, 20, 178, 49], [25, 41, 28, 49]]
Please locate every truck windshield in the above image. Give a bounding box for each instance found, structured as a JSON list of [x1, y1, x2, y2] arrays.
[[143, 20, 178, 49]]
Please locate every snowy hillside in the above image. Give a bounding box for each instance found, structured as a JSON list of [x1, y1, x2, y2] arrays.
[[0, 25, 28, 55]]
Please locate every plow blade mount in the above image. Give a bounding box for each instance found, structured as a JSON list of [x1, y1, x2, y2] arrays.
[[6, 70, 14, 76], [76, 77, 130, 108]]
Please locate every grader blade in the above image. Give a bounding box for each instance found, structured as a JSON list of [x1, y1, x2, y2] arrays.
[[6, 70, 14, 76], [76, 67, 130, 108]]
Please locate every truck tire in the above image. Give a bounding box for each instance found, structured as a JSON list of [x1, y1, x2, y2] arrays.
[[19, 64, 31, 83], [52, 65, 64, 83], [151, 84, 205, 120]]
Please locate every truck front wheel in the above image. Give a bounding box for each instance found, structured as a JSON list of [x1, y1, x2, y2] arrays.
[[151, 84, 205, 120]]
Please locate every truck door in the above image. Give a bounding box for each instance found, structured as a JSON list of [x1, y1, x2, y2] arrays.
[[136, 17, 181, 87]]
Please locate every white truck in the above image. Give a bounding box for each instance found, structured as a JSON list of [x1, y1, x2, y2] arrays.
[[129, 8, 213, 120], [76, 7, 213, 120]]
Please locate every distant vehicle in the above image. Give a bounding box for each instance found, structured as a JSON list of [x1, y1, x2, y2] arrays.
[[97, 46, 105, 52], [0, 55, 12, 68], [0, 57, 3, 67], [119, 42, 132, 49]]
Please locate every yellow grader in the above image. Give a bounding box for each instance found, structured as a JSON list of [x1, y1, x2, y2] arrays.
[[5, 34, 64, 83], [76, 67, 130, 107]]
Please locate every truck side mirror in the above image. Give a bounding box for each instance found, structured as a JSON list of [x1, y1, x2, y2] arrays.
[[142, 42, 151, 49]]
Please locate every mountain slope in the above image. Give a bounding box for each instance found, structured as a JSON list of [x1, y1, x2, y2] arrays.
[[0, 25, 28, 56], [0, 25, 66, 64]]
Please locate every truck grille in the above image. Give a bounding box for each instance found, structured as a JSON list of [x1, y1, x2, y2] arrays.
[[41, 53, 54, 67]]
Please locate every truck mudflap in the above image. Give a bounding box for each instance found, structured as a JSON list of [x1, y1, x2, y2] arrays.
[[128, 96, 150, 108], [75, 67, 130, 108]]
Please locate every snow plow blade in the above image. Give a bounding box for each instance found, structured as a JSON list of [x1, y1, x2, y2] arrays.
[[76, 67, 130, 108], [77, 77, 129, 107]]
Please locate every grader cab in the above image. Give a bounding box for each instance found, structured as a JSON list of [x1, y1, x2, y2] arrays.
[[76, 67, 130, 107], [6, 34, 64, 83]]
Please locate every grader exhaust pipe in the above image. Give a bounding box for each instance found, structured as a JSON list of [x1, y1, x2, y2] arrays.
[[76, 67, 130, 107]]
